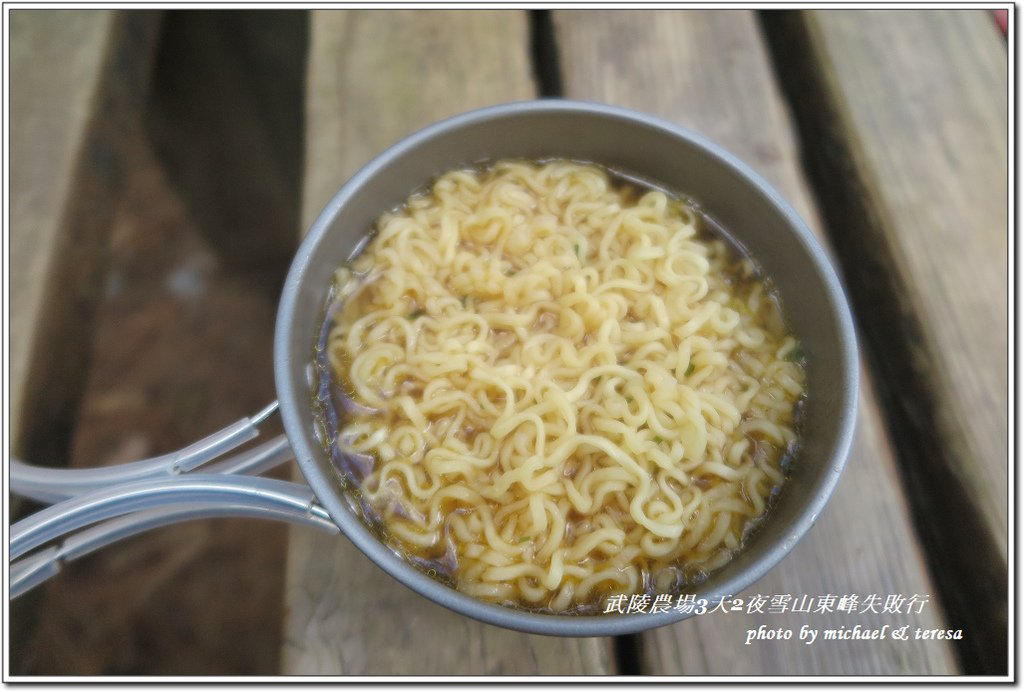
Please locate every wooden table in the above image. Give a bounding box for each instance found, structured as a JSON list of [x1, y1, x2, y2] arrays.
[[9, 8, 1007, 677]]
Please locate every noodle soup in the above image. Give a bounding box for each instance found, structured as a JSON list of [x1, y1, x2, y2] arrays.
[[313, 160, 805, 614]]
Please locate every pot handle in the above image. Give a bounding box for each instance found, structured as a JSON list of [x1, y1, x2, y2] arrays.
[[10, 402, 283, 503], [8, 402, 340, 599]]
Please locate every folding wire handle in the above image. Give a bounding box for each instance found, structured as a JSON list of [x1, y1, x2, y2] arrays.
[[8, 402, 339, 599]]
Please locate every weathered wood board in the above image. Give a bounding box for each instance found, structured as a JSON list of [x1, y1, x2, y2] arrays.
[[282, 10, 614, 674], [765, 9, 1007, 673], [9, 10, 160, 463], [806, 12, 1007, 543], [552, 9, 959, 675]]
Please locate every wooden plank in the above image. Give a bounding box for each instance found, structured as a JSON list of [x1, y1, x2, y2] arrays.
[[282, 9, 614, 674], [802, 6, 1008, 562], [8, 8, 161, 670], [553, 9, 958, 675], [760, 9, 1007, 673], [9, 10, 161, 463]]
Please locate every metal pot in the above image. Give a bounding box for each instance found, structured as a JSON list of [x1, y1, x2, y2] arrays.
[[274, 100, 858, 636]]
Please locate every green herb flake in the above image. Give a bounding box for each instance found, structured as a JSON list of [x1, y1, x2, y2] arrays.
[[406, 309, 426, 320], [575, 243, 583, 259], [504, 266, 518, 276], [625, 396, 634, 403], [460, 296, 468, 307], [519, 536, 532, 543], [654, 436, 664, 444], [685, 363, 695, 376], [786, 344, 805, 362]]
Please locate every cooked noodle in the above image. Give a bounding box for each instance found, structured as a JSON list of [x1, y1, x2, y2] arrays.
[[320, 160, 805, 612]]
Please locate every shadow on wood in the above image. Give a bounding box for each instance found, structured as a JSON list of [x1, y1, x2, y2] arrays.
[[144, 10, 309, 294]]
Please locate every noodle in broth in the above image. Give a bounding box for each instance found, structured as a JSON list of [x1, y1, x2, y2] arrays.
[[315, 160, 805, 613]]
